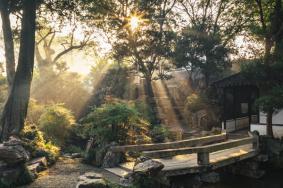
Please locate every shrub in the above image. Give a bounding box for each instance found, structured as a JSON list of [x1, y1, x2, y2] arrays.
[[81, 100, 150, 166], [21, 123, 60, 165], [81, 100, 150, 146], [150, 126, 169, 143], [38, 104, 75, 147]]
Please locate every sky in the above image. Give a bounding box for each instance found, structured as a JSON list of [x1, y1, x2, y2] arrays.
[[0, 16, 112, 76], [0, 10, 260, 77]]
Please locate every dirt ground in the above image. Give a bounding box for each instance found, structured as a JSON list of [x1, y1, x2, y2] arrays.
[[20, 157, 120, 188]]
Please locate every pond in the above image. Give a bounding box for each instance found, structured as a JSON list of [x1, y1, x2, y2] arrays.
[[202, 169, 283, 188]]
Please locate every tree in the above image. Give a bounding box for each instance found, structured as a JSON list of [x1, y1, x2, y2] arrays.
[[247, 0, 283, 64], [242, 61, 283, 137], [35, 20, 93, 77], [0, 0, 16, 90], [242, 0, 283, 137], [175, 24, 230, 88], [80, 0, 177, 83], [0, 0, 37, 141], [174, 0, 249, 89]]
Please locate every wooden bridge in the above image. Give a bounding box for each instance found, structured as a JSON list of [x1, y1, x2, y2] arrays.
[[105, 132, 260, 177]]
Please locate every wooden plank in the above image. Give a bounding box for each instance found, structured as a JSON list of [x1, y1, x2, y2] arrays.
[[109, 133, 227, 152], [143, 137, 255, 158]]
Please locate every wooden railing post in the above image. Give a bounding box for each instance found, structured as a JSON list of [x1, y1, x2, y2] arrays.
[[197, 152, 209, 166], [249, 131, 259, 150]]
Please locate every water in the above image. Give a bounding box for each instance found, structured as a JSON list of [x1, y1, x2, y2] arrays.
[[202, 169, 283, 188]]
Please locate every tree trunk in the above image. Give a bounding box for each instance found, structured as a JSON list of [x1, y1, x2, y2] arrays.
[[0, 0, 37, 142], [0, 0, 15, 89], [266, 110, 274, 138], [144, 74, 160, 124]]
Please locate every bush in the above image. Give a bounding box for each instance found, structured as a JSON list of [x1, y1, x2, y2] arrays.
[[81, 100, 150, 146], [81, 100, 150, 166], [38, 104, 75, 147], [21, 123, 60, 165], [150, 126, 169, 143]]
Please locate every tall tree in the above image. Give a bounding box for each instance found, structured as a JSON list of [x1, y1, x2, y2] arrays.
[[174, 0, 249, 89], [0, 0, 15, 90], [0, 0, 37, 141], [243, 0, 283, 137]]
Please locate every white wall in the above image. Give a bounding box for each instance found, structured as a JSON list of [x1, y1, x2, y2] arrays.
[[251, 124, 283, 139], [260, 109, 283, 124]]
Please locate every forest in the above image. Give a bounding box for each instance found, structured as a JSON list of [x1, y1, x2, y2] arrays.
[[0, 0, 283, 188]]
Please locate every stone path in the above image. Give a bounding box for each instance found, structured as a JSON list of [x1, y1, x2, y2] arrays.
[[21, 157, 119, 188]]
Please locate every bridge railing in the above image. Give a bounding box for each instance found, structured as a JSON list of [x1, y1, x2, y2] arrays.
[[109, 132, 227, 153], [143, 132, 259, 166]]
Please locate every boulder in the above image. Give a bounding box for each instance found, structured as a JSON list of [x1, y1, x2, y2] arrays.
[[72, 153, 82, 159], [102, 142, 122, 168], [133, 158, 164, 175], [134, 156, 151, 166], [27, 157, 48, 174], [76, 172, 108, 188], [102, 151, 122, 168], [76, 178, 108, 188], [78, 172, 103, 182], [0, 137, 30, 165], [0, 165, 34, 187]]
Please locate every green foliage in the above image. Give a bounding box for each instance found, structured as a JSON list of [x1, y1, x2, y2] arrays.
[[150, 126, 169, 143], [81, 0, 177, 80], [38, 104, 75, 147], [63, 145, 83, 154], [134, 100, 155, 124], [175, 25, 230, 86], [256, 86, 283, 113], [242, 61, 283, 113], [21, 123, 60, 165], [81, 100, 150, 146], [82, 66, 129, 117]]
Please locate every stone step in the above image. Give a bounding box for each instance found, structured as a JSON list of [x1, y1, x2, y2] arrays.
[[104, 167, 132, 178]]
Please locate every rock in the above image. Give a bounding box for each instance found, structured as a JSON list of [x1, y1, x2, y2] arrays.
[[134, 156, 151, 166], [0, 161, 8, 170], [27, 157, 48, 174], [200, 172, 220, 183], [229, 161, 265, 179], [0, 164, 34, 187], [102, 150, 121, 168], [63, 153, 72, 158], [77, 172, 108, 188], [120, 176, 133, 187], [0, 166, 22, 186], [72, 153, 82, 159], [133, 158, 164, 175], [76, 178, 108, 188], [102, 143, 122, 168], [0, 137, 30, 165], [78, 172, 103, 182]]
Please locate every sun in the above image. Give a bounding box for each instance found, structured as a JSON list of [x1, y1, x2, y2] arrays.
[[130, 16, 140, 31], [126, 13, 145, 32]]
